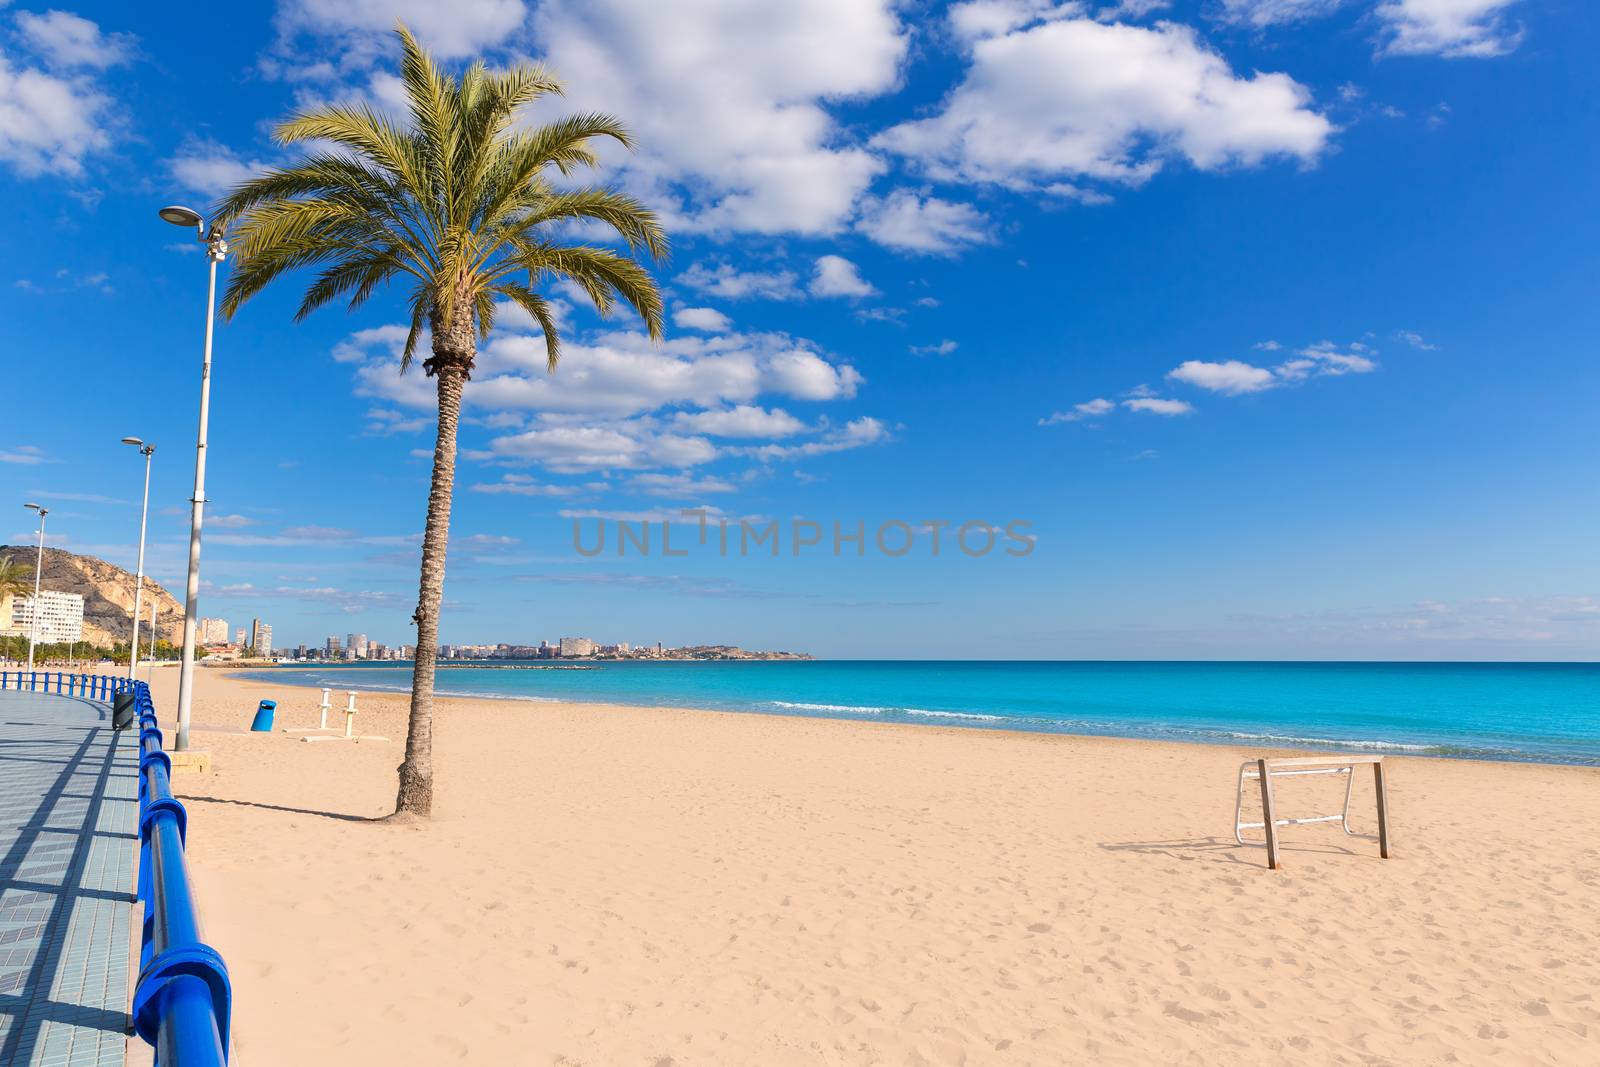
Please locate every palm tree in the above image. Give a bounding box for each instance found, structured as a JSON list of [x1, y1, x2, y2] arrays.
[[0, 557, 30, 599], [215, 24, 667, 817]]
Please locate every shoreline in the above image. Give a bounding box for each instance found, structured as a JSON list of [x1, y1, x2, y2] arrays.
[[224, 663, 1600, 769]]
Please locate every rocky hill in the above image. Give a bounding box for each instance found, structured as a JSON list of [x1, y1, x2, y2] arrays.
[[0, 545, 183, 647]]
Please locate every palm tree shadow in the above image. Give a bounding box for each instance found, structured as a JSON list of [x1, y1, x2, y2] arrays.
[[176, 794, 387, 823]]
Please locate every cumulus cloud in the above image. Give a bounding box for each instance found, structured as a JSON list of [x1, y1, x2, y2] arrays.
[[671, 405, 808, 438], [167, 139, 271, 197], [488, 424, 717, 473], [875, 13, 1332, 191], [0, 37, 119, 176], [1124, 396, 1194, 415], [856, 190, 992, 255], [1376, 0, 1524, 58], [809, 255, 878, 298], [530, 0, 908, 235], [15, 10, 136, 68], [271, 0, 529, 62], [1167, 359, 1277, 395], [678, 262, 801, 301], [345, 325, 862, 417], [673, 307, 732, 332]]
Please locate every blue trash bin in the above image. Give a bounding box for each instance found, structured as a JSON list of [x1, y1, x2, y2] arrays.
[[251, 699, 277, 732]]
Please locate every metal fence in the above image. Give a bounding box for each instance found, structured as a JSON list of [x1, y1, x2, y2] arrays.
[[0, 671, 233, 1064]]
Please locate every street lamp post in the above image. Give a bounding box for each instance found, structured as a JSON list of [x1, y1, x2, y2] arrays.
[[146, 602, 158, 679], [22, 503, 47, 672], [160, 205, 228, 751], [122, 437, 155, 679]]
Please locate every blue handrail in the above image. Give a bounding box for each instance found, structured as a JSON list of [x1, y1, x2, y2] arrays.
[[0, 672, 233, 1063]]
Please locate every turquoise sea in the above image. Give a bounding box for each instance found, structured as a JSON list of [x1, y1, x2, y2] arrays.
[[244, 660, 1600, 766]]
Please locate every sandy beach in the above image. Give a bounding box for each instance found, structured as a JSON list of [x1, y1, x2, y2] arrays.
[[151, 668, 1599, 1065]]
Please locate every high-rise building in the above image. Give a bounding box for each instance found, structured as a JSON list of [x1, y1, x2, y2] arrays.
[[558, 636, 595, 657], [198, 617, 230, 645], [251, 619, 273, 658], [1, 591, 85, 644], [235, 628, 247, 646], [326, 636, 341, 655], [347, 633, 369, 658]]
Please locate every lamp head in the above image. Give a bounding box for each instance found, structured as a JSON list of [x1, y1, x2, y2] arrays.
[[158, 205, 204, 230], [121, 436, 143, 446]]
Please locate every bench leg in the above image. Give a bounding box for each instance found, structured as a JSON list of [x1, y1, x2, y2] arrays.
[[1258, 758, 1280, 870]]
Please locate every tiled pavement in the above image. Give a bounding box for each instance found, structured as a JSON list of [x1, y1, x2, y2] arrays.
[[0, 690, 137, 1067]]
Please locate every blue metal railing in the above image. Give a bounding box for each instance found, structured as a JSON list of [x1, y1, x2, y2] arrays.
[[0, 671, 233, 1063], [0, 669, 135, 698]]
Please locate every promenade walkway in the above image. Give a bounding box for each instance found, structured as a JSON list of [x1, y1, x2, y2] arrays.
[[0, 689, 138, 1067]]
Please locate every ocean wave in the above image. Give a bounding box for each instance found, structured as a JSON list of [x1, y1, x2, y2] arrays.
[[904, 708, 1010, 724], [768, 701, 890, 715], [1210, 731, 1439, 753]]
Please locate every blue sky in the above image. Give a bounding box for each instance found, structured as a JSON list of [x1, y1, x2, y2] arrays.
[[1, 0, 1595, 659]]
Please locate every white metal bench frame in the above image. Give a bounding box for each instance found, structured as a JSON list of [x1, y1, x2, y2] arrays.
[[1233, 756, 1392, 870]]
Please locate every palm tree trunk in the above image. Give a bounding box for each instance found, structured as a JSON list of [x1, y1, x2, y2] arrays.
[[395, 359, 467, 817]]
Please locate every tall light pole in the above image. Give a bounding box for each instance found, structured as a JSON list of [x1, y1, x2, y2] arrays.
[[122, 437, 155, 679], [161, 204, 227, 751], [22, 503, 47, 672]]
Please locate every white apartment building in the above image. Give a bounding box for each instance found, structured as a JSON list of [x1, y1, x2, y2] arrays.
[[2, 591, 85, 644], [558, 636, 596, 657], [251, 619, 273, 657], [199, 617, 230, 645]]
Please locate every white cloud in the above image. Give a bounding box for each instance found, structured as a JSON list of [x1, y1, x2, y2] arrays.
[[1039, 398, 1115, 425], [856, 190, 992, 255], [1397, 329, 1438, 350], [272, 0, 528, 61], [629, 472, 737, 496], [531, 0, 908, 235], [678, 262, 801, 301], [875, 15, 1332, 190], [1376, 0, 1523, 58], [15, 10, 135, 68], [0, 48, 115, 176], [763, 349, 863, 401], [347, 325, 863, 418], [1214, 0, 1344, 27], [673, 307, 732, 332], [730, 416, 888, 461], [1168, 358, 1278, 395], [1275, 340, 1378, 379], [1, 444, 49, 464], [469, 474, 584, 497], [672, 405, 807, 438], [169, 139, 271, 197], [809, 255, 878, 298], [489, 424, 716, 473], [910, 340, 959, 356], [1124, 396, 1193, 415]]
